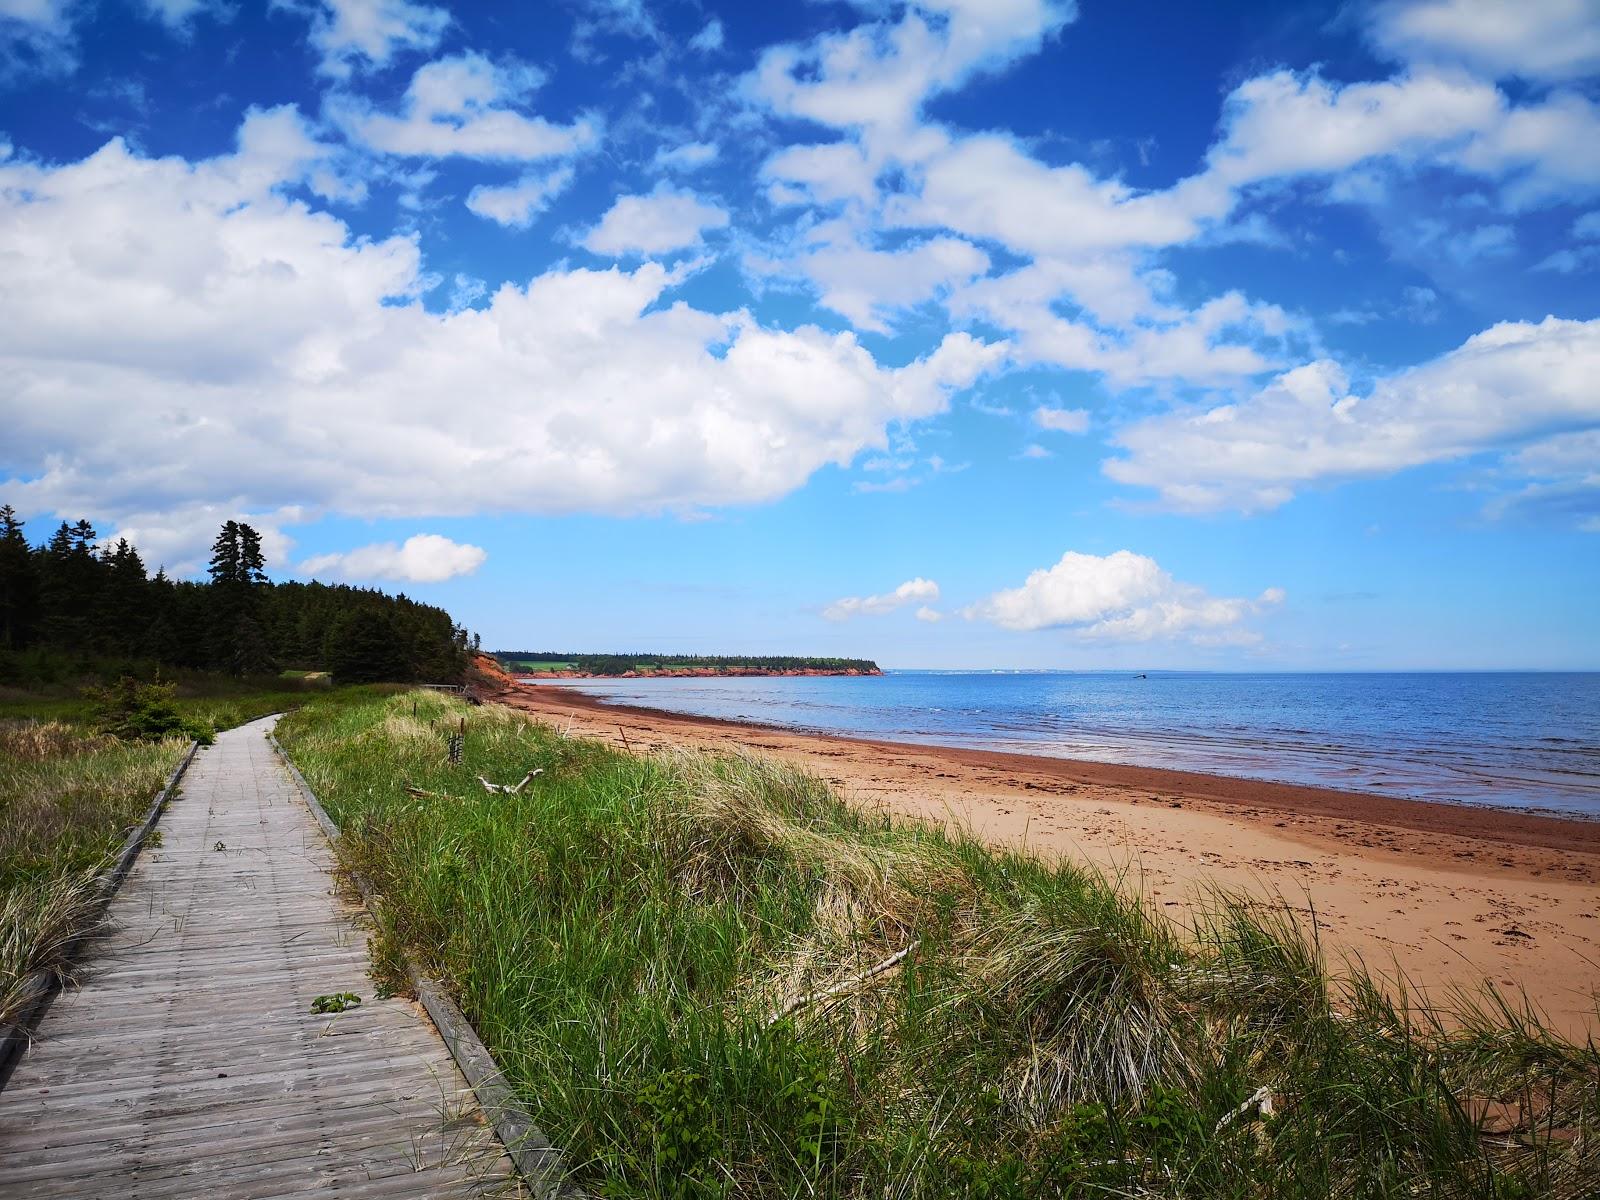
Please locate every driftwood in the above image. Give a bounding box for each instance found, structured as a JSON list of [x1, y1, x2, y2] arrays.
[[766, 941, 921, 1027], [1215, 1085, 1275, 1132], [477, 769, 544, 795]]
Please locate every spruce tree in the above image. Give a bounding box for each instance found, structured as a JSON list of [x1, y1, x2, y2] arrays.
[[0, 506, 40, 649]]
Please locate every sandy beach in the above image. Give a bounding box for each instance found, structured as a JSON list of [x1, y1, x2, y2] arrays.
[[472, 662, 1600, 1039]]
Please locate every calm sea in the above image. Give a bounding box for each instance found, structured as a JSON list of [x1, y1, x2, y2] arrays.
[[527, 671, 1600, 816]]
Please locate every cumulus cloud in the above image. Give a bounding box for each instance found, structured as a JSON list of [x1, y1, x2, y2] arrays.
[[1368, 0, 1600, 82], [738, 0, 1600, 419], [1033, 405, 1089, 433], [0, 116, 1004, 568], [331, 52, 600, 160], [466, 165, 574, 227], [964, 550, 1282, 644], [301, 533, 486, 582], [824, 577, 940, 620], [758, 226, 990, 332], [581, 184, 730, 255], [748, 0, 1074, 137], [1104, 317, 1600, 515], [276, 0, 449, 78]]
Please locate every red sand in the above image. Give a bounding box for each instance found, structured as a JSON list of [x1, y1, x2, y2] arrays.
[[470, 657, 1600, 1037]]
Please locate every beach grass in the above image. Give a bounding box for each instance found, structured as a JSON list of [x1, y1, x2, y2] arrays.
[[0, 683, 334, 1028], [277, 688, 1598, 1198]]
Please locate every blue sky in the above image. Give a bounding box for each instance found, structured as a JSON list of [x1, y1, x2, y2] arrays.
[[1, 0, 1597, 669]]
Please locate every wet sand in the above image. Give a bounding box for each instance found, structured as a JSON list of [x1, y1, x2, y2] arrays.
[[477, 668, 1600, 1037]]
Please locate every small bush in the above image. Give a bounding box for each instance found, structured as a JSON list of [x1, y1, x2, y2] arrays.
[[85, 677, 214, 745]]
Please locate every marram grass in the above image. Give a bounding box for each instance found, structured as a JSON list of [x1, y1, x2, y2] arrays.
[[0, 687, 318, 1028], [0, 720, 184, 1025], [277, 690, 1599, 1199]]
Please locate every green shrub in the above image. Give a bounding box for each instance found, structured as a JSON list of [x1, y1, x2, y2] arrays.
[[84, 676, 214, 745]]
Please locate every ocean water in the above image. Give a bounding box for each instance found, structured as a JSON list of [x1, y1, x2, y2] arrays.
[[527, 671, 1600, 816]]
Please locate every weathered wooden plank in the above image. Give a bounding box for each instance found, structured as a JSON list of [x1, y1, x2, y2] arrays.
[[0, 716, 515, 1195]]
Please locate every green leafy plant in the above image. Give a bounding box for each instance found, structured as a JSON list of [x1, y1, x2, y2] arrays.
[[310, 991, 362, 1014]]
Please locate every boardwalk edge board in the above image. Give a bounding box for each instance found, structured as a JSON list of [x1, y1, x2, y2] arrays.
[[0, 739, 201, 1088], [267, 727, 581, 1200]]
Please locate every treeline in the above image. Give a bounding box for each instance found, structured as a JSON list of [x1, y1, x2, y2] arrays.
[[0, 506, 471, 685], [496, 652, 880, 675]]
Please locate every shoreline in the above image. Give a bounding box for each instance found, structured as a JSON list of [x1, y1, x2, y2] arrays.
[[522, 681, 1600, 851], [474, 663, 1600, 1036]]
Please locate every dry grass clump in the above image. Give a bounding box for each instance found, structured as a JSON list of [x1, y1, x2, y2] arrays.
[[0, 870, 102, 1025], [0, 718, 184, 1028]]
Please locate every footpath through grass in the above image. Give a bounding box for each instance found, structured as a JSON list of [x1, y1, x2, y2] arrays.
[[0, 680, 336, 1028], [277, 689, 1598, 1199]]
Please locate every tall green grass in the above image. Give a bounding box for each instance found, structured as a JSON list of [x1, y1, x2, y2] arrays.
[[0, 682, 326, 1027], [0, 721, 182, 1025], [277, 690, 1599, 1199]]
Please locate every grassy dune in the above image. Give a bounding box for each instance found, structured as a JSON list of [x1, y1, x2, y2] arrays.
[[277, 690, 1597, 1199]]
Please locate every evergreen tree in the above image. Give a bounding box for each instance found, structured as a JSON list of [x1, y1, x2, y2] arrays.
[[98, 538, 150, 655], [38, 519, 103, 650], [2, 505, 467, 686], [207, 521, 243, 586], [324, 607, 408, 683], [0, 506, 40, 649], [230, 613, 275, 676], [206, 520, 269, 674], [238, 524, 266, 586]]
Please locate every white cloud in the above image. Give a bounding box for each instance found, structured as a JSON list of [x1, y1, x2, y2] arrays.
[[331, 53, 600, 161], [688, 17, 723, 53], [763, 142, 878, 209], [0, 0, 76, 73], [764, 227, 990, 332], [0, 117, 1005, 567], [653, 141, 718, 172], [466, 165, 574, 227], [1449, 91, 1600, 205], [105, 504, 306, 577], [824, 577, 940, 621], [1033, 405, 1089, 433], [738, 0, 1597, 417], [1205, 68, 1600, 207], [1105, 316, 1600, 514], [301, 533, 486, 582], [964, 550, 1282, 644], [581, 184, 730, 256], [748, 0, 1074, 137], [276, 0, 449, 78], [1368, 0, 1600, 82], [0, 0, 69, 21], [139, 0, 223, 28], [915, 605, 942, 622], [950, 271, 1296, 388], [1205, 69, 1500, 189]]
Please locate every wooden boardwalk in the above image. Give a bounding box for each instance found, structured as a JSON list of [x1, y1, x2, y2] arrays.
[[0, 716, 519, 1197]]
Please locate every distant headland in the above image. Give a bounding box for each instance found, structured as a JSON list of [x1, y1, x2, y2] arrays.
[[492, 651, 882, 678]]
